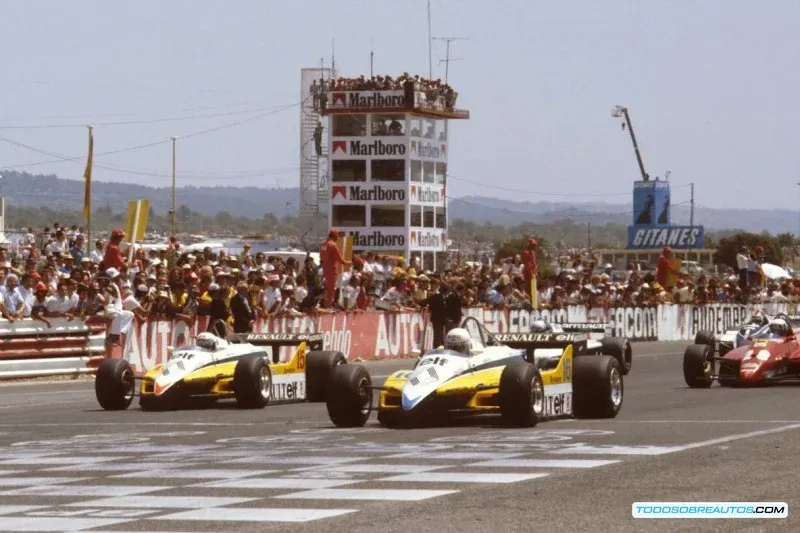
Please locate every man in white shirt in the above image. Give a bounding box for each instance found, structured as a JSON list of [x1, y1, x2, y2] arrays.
[[736, 247, 749, 289], [262, 275, 282, 315]]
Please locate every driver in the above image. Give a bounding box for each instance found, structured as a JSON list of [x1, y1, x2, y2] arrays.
[[197, 331, 220, 350], [749, 311, 769, 327], [444, 328, 473, 356], [768, 318, 791, 337], [531, 319, 552, 333]]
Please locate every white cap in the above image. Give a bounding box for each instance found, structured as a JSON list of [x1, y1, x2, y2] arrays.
[[105, 268, 120, 278]]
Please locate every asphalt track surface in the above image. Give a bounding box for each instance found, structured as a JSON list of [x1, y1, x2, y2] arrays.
[[0, 341, 798, 533]]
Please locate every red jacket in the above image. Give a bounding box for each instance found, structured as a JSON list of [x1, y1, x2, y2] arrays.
[[320, 238, 346, 277], [522, 249, 537, 277], [102, 242, 126, 270]]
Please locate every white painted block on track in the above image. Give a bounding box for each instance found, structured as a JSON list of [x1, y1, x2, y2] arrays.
[[471, 459, 620, 468], [381, 472, 550, 483], [46, 462, 201, 472], [0, 505, 46, 515], [0, 517, 133, 531], [0, 470, 26, 476], [1, 484, 169, 497], [547, 445, 681, 455], [154, 507, 358, 523], [0, 476, 90, 487], [228, 455, 363, 465], [0, 456, 129, 465], [67, 495, 259, 509], [0, 452, 63, 460], [114, 469, 277, 479], [109, 445, 220, 454], [275, 488, 459, 501], [196, 477, 359, 490], [386, 452, 527, 460], [310, 463, 448, 474]]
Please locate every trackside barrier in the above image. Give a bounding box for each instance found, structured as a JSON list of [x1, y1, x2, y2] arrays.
[[0, 302, 796, 378], [0, 317, 106, 378]]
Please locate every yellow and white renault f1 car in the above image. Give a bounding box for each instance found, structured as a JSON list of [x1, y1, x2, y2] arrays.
[[324, 317, 624, 428], [94, 328, 346, 411]]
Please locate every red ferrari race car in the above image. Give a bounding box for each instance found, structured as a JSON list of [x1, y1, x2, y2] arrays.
[[683, 315, 800, 387]]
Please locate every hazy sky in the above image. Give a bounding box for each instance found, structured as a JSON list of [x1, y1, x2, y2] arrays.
[[1, 0, 798, 211]]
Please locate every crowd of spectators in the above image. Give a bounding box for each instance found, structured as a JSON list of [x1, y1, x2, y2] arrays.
[[2, 226, 800, 334], [311, 73, 457, 110]]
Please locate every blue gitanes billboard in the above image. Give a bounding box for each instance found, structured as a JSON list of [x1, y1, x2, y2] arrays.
[[633, 180, 670, 225], [627, 225, 704, 250]]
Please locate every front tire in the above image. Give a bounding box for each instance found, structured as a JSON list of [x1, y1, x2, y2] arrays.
[[498, 361, 545, 427], [95, 358, 135, 410], [600, 337, 632, 375], [306, 350, 347, 401], [683, 344, 714, 388], [326, 365, 372, 427], [233, 356, 272, 408], [573, 356, 623, 419], [694, 330, 715, 353]]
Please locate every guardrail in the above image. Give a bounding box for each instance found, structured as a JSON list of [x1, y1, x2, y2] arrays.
[[1, 302, 796, 379]]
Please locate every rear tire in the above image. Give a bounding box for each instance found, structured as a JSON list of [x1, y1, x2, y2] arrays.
[[326, 365, 372, 427], [600, 337, 632, 375], [683, 344, 714, 388], [573, 356, 623, 419], [233, 356, 272, 409], [95, 359, 135, 410], [306, 350, 347, 402], [498, 361, 544, 427]]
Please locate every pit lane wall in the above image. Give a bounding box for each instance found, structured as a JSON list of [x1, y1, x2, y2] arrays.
[[0, 302, 794, 378]]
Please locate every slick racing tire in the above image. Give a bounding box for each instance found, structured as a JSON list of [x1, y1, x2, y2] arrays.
[[600, 337, 633, 375], [499, 361, 545, 427], [694, 330, 715, 354], [95, 358, 135, 411], [233, 356, 272, 409], [326, 364, 372, 427], [573, 356, 623, 419], [683, 344, 714, 388], [306, 350, 347, 402]]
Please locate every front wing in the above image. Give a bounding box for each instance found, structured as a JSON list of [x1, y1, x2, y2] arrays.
[[379, 346, 575, 419]]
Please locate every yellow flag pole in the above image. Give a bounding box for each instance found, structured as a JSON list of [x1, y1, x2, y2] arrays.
[[83, 125, 94, 255]]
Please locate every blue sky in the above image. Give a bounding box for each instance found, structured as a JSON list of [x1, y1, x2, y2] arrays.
[[1, 0, 798, 210]]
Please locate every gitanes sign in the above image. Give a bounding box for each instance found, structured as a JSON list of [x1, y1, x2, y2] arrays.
[[627, 225, 705, 250], [331, 184, 406, 203], [328, 90, 406, 111], [332, 139, 407, 158]]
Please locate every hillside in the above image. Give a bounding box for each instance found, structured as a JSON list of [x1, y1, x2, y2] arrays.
[[0, 171, 794, 234]]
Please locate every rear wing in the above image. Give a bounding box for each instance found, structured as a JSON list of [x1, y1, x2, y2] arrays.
[[491, 332, 589, 362], [239, 332, 324, 362], [558, 323, 611, 339]]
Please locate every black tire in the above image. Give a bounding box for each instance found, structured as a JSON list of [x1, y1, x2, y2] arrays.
[[694, 330, 715, 353], [600, 337, 633, 376], [326, 364, 372, 427], [683, 344, 714, 388], [498, 361, 545, 427], [306, 350, 347, 402], [233, 356, 272, 409], [95, 358, 135, 410], [573, 356, 623, 419]]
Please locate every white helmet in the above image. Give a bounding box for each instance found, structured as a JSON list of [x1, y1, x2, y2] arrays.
[[444, 328, 472, 355], [197, 332, 218, 350], [769, 318, 790, 336], [531, 319, 550, 333]]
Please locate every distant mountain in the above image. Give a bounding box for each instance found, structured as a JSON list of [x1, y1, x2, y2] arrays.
[[0, 171, 794, 233]]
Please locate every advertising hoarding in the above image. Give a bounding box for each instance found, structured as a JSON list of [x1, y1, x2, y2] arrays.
[[632, 180, 670, 226]]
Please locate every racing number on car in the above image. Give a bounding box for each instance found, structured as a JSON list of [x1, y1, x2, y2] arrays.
[[564, 357, 572, 381], [297, 351, 305, 370]]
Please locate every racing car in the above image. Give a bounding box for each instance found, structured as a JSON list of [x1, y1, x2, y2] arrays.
[[94, 328, 346, 411], [525, 320, 633, 375], [692, 311, 771, 357], [683, 315, 800, 387], [324, 317, 623, 428]]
